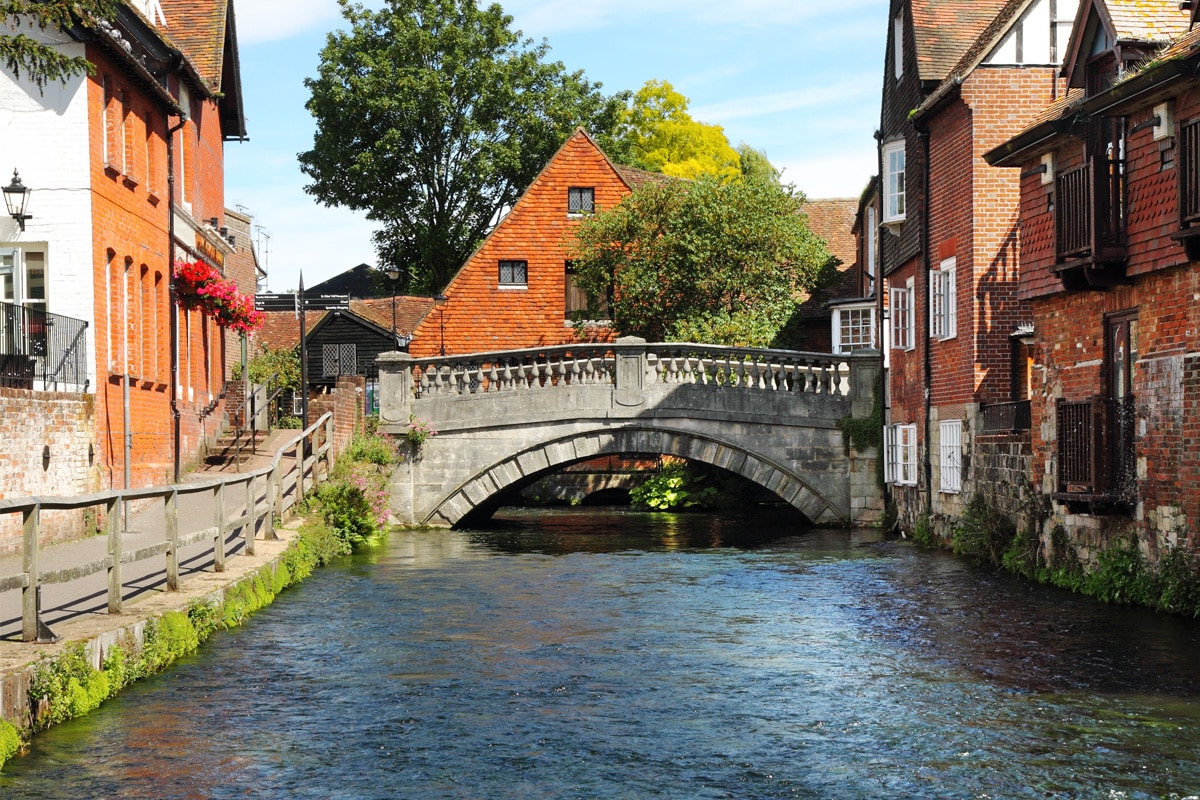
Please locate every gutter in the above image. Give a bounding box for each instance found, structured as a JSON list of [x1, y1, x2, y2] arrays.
[[911, 117, 933, 519]]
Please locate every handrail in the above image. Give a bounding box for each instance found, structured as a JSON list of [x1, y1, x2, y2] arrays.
[[409, 342, 863, 399], [0, 412, 337, 642]]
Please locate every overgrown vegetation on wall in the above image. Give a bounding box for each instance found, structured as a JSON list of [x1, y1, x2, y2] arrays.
[[630, 459, 720, 511], [914, 490, 1200, 617], [312, 423, 402, 551]]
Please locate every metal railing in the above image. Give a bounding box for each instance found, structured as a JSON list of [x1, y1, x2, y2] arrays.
[[411, 343, 856, 399], [0, 413, 336, 642], [0, 301, 90, 391], [1056, 156, 1126, 263], [981, 400, 1031, 433], [1056, 396, 1135, 501]]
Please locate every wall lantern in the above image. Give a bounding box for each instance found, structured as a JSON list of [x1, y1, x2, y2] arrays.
[[3, 170, 32, 231]]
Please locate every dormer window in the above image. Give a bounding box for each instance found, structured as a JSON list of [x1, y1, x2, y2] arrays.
[[568, 187, 594, 215]]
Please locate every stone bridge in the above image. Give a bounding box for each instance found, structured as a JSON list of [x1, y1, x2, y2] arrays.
[[376, 339, 883, 528]]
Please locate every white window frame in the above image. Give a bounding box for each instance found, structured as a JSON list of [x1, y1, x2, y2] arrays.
[[865, 204, 878, 284], [883, 140, 906, 223], [931, 257, 957, 340], [939, 418, 963, 494], [894, 13, 904, 80], [889, 278, 913, 351], [885, 423, 917, 486], [832, 304, 875, 354]]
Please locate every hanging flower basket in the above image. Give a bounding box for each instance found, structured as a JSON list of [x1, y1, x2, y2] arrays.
[[174, 260, 264, 334]]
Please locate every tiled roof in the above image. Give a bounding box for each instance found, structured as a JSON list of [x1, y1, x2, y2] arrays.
[[256, 310, 321, 353], [791, 198, 862, 322], [155, 0, 228, 90], [911, 0, 1011, 82], [614, 165, 676, 189], [352, 297, 436, 337], [1106, 0, 1191, 44], [804, 198, 858, 272]]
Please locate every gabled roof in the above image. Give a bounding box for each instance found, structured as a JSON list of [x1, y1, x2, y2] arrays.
[[912, 0, 1036, 120], [1061, 0, 1190, 88], [791, 198, 862, 323], [255, 296, 435, 352], [149, 0, 247, 139], [911, 0, 1013, 83]]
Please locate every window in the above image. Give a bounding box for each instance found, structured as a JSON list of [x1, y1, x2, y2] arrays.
[[832, 304, 874, 353], [939, 419, 963, 493], [893, 13, 904, 80], [0, 246, 48, 355], [498, 259, 527, 287], [890, 279, 913, 351], [865, 204, 878, 286], [883, 140, 906, 223], [885, 423, 917, 486], [322, 343, 357, 377], [568, 187, 595, 215], [931, 258, 956, 339]]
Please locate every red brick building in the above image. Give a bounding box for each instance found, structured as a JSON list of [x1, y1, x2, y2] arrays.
[[407, 129, 663, 357], [91, 0, 247, 486], [986, 1, 1199, 561], [877, 0, 1077, 535]]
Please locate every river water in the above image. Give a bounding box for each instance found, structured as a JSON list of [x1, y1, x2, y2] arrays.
[[4, 508, 1200, 799]]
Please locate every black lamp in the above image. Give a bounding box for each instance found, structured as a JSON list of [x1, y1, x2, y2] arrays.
[[3, 170, 32, 231]]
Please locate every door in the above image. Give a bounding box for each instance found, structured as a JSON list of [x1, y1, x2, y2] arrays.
[[1106, 312, 1137, 499]]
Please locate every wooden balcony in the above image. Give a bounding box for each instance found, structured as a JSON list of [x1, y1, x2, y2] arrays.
[[1173, 118, 1200, 260], [1054, 156, 1128, 289], [981, 400, 1031, 434]]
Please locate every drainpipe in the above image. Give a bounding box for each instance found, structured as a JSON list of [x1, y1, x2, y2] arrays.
[[167, 108, 188, 483], [913, 120, 933, 519]]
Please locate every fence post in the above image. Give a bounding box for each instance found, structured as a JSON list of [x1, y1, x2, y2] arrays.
[[325, 414, 336, 477], [244, 475, 256, 556], [106, 495, 122, 614], [21, 503, 39, 642], [214, 483, 226, 572], [165, 490, 179, 591], [297, 436, 307, 502], [270, 460, 283, 537]]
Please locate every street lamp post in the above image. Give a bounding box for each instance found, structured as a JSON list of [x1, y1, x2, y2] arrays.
[[434, 293, 448, 356], [386, 267, 400, 350]]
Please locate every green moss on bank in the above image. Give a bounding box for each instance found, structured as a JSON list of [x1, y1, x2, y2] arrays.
[[2, 517, 350, 771]]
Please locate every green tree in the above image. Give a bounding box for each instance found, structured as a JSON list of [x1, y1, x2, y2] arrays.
[[1, 0, 118, 90], [300, 0, 627, 293], [569, 176, 831, 347], [737, 143, 780, 184], [618, 80, 741, 181]]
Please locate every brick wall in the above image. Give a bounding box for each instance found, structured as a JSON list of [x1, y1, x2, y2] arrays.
[[0, 389, 100, 553], [309, 375, 365, 457], [408, 131, 623, 357]]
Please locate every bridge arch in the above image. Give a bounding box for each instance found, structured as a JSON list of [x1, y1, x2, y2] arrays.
[[422, 424, 845, 528]]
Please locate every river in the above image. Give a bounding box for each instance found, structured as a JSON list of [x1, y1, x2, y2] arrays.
[[3, 508, 1200, 799]]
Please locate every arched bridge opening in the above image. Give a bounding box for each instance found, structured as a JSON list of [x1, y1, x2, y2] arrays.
[[413, 426, 845, 529]]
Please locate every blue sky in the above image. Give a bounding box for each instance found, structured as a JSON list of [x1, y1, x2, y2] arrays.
[[224, 0, 888, 292]]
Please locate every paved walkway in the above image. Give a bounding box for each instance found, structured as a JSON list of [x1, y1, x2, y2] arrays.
[[0, 430, 301, 667]]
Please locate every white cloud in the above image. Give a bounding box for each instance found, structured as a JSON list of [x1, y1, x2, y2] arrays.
[[233, 0, 342, 44]]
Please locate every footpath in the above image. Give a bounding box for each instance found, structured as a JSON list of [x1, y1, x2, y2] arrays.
[[0, 430, 309, 724]]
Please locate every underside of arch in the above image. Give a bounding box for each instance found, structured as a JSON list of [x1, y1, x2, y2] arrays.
[[423, 424, 846, 528]]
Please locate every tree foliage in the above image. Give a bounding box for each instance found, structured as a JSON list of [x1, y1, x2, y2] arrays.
[[300, 0, 627, 293], [0, 0, 117, 90], [737, 143, 780, 184], [617, 80, 741, 182], [569, 176, 832, 347]]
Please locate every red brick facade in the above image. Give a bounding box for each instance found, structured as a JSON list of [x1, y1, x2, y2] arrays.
[[408, 130, 630, 357]]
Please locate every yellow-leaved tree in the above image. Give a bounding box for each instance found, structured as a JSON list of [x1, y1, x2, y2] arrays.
[[620, 80, 741, 181]]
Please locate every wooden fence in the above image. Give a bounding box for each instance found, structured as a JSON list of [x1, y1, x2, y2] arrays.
[[0, 414, 336, 643]]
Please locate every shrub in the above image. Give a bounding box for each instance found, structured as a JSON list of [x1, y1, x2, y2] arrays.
[[346, 432, 401, 465], [630, 460, 719, 511], [0, 719, 20, 769], [952, 493, 1016, 565]]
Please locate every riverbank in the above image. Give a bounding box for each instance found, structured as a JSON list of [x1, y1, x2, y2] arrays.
[[0, 514, 351, 768]]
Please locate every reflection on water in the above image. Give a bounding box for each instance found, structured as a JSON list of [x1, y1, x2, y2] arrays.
[[4, 508, 1200, 799]]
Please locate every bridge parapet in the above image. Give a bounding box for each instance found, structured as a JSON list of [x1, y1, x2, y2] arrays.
[[379, 338, 873, 424]]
